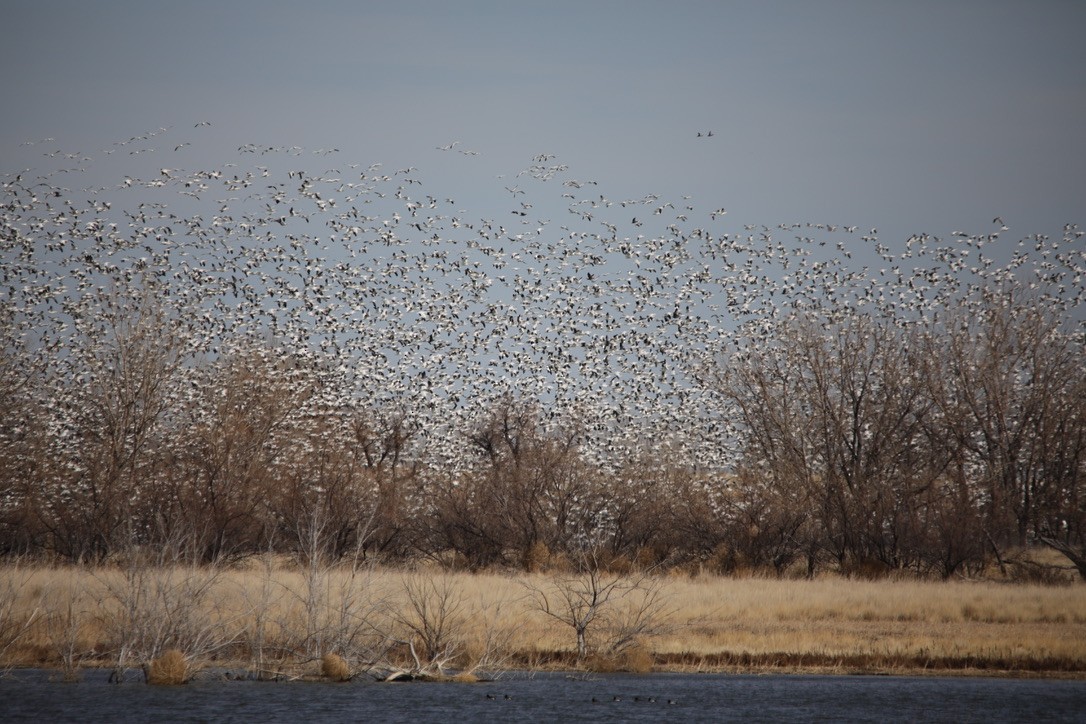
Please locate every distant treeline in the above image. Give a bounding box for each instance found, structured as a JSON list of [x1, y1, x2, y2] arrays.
[[3, 129, 1084, 581], [2, 288, 1083, 580]]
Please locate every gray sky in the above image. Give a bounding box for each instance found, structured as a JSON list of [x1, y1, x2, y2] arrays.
[[3, 0, 1084, 251]]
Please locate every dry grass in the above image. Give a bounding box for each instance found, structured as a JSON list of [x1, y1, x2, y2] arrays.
[[146, 648, 187, 685], [585, 643, 656, 673], [647, 574, 1086, 673], [320, 652, 351, 681], [2, 563, 1085, 677]]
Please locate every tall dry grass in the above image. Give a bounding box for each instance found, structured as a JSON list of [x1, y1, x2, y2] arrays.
[[2, 563, 1084, 676], [145, 648, 188, 685], [649, 575, 1086, 671]]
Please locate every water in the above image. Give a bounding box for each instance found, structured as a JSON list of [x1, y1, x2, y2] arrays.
[[2, 670, 1084, 723]]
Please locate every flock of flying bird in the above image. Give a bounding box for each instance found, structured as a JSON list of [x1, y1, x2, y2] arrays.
[[3, 124, 1084, 472]]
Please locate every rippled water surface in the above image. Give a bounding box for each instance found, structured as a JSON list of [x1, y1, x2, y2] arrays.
[[3, 670, 1084, 723]]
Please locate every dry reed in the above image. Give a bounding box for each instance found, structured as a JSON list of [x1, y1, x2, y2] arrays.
[[2, 563, 1084, 677], [145, 649, 187, 685], [320, 652, 351, 681]]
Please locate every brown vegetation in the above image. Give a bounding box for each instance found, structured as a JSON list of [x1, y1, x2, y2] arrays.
[[320, 652, 351, 681], [1, 562, 1084, 679], [2, 171, 1085, 682], [145, 648, 188, 685], [1, 289, 1083, 582]]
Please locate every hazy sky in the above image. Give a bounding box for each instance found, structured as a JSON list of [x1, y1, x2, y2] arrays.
[[4, 0, 1084, 247]]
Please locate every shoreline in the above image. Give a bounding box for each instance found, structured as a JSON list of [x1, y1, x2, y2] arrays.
[[6, 660, 1086, 682], [8, 647, 1086, 682]]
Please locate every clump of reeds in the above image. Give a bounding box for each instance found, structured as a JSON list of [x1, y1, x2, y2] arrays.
[[146, 649, 188, 685], [583, 653, 618, 673], [583, 643, 655, 673], [321, 652, 351, 681], [618, 643, 655, 673]]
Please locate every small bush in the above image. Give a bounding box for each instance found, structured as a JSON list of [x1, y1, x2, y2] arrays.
[[706, 544, 746, 575], [618, 644, 655, 673], [523, 541, 552, 573], [1008, 561, 1074, 586], [321, 652, 351, 681], [843, 558, 892, 580], [635, 547, 660, 571], [146, 649, 188, 685], [583, 653, 618, 673]]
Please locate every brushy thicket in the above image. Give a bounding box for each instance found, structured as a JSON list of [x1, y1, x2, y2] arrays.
[[1, 293, 1084, 581]]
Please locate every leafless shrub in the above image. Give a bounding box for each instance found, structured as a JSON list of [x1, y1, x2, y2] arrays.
[[94, 531, 240, 683], [389, 572, 467, 676], [273, 503, 388, 680], [522, 549, 673, 662]]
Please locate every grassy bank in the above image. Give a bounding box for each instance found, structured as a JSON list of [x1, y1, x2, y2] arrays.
[[3, 562, 1084, 680]]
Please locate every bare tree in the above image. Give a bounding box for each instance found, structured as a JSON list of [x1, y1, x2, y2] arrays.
[[0, 327, 48, 556], [522, 549, 670, 662], [349, 408, 421, 560], [238, 547, 283, 680], [432, 398, 598, 569], [272, 497, 387, 681], [927, 295, 1086, 576], [176, 347, 309, 563], [718, 461, 814, 575], [716, 314, 948, 575], [42, 285, 185, 561]]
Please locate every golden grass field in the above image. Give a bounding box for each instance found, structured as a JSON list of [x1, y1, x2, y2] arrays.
[[3, 561, 1085, 678]]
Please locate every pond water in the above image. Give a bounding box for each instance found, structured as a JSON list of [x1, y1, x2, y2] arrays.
[[2, 669, 1084, 723]]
